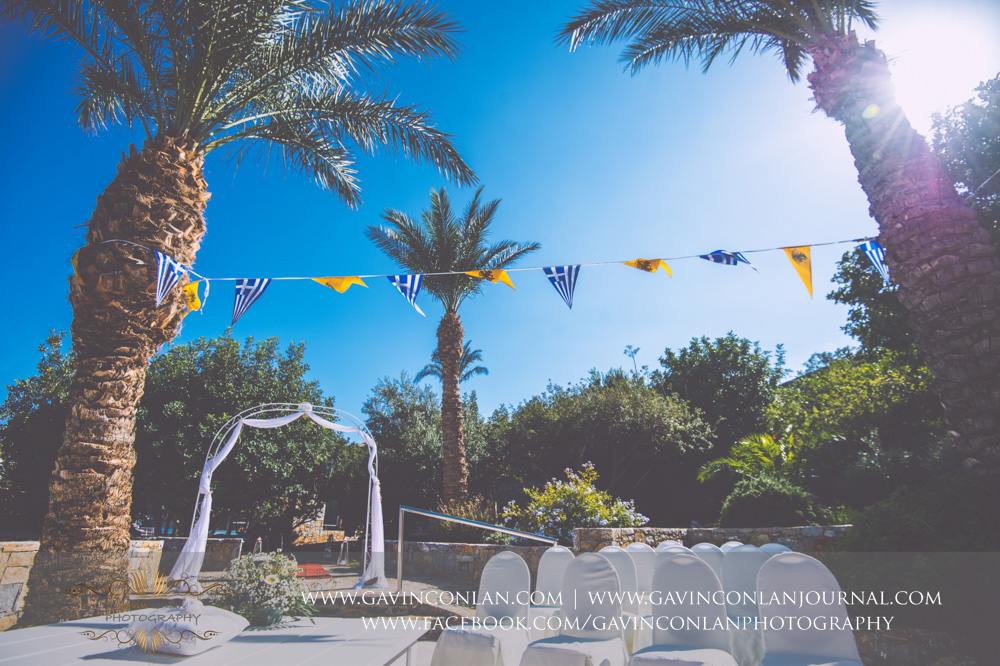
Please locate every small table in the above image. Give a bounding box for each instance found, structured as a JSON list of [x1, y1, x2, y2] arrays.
[[0, 615, 427, 665]]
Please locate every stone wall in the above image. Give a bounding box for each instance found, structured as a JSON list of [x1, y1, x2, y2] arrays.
[[386, 540, 550, 585], [0, 538, 243, 631], [572, 525, 852, 556], [292, 503, 346, 547]]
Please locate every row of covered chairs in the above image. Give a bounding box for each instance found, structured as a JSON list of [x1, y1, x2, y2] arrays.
[[432, 543, 858, 666]]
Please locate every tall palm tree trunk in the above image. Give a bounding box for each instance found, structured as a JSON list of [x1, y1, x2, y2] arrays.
[[437, 309, 468, 502], [20, 135, 208, 624], [809, 34, 1000, 471]]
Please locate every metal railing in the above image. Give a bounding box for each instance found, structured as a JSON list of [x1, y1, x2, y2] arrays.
[[396, 505, 558, 592]]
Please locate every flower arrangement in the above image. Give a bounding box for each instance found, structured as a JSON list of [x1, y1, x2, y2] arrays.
[[223, 551, 313, 625], [502, 462, 648, 545]]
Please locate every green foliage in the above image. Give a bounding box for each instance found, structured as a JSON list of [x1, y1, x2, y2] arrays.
[[224, 551, 313, 623], [652, 333, 785, 450], [424, 496, 511, 545], [3, 0, 474, 204], [840, 473, 1000, 552], [697, 433, 803, 483], [502, 463, 648, 546], [932, 74, 1000, 245], [0, 333, 73, 535], [134, 332, 354, 545], [828, 248, 920, 360], [415, 341, 488, 384], [493, 369, 715, 524], [718, 475, 826, 528]]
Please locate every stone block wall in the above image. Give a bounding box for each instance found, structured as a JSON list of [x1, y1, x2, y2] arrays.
[[572, 525, 852, 556], [0, 541, 38, 631], [157, 537, 243, 573], [292, 503, 346, 546]]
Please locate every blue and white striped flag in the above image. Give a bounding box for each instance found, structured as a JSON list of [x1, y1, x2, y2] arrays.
[[387, 274, 425, 316], [860, 240, 890, 284], [699, 249, 757, 272], [232, 278, 272, 325], [543, 265, 580, 309], [155, 251, 187, 307]]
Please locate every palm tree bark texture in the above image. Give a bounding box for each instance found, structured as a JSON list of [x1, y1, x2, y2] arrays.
[[438, 310, 468, 500], [20, 135, 207, 624], [808, 34, 1000, 471]]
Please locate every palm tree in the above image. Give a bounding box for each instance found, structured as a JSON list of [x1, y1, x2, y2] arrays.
[[558, 1, 1000, 471], [697, 433, 802, 483], [366, 187, 539, 501], [5, 0, 474, 622], [415, 341, 489, 384]]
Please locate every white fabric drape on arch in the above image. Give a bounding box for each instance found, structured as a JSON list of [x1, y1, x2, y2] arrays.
[[169, 406, 386, 589]]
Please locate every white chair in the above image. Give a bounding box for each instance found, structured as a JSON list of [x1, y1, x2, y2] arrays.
[[759, 543, 791, 557], [625, 542, 657, 593], [720, 541, 744, 553], [757, 552, 863, 666], [653, 545, 693, 570], [432, 551, 531, 666], [629, 554, 737, 666], [600, 545, 643, 651], [529, 545, 575, 640], [520, 552, 628, 666], [655, 540, 682, 551], [721, 545, 770, 666], [691, 542, 725, 583]]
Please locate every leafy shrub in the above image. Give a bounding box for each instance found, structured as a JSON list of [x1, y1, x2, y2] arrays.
[[502, 463, 648, 545], [224, 551, 313, 624], [425, 496, 511, 544], [719, 474, 826, 528], [840, 472, 1000, 551]]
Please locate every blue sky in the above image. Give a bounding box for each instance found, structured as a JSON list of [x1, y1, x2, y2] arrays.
[[1, 0, 998, 427]]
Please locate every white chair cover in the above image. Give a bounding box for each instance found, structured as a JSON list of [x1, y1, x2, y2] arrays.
[[433, 551, 531, 666], [654, 546, 693, 571], [720, 542, 744, 553], [757, 553, 862, 666], [520, 553, 628, 666], [630, 554, 736, 666], [530, 546, 576, 641], [655, 540, 682, 551], [599, 546, 639, 613], [625, 543, 657, 593], [691, 543, 725, 583], [758, 543, 791, 557], [721, 546, 770, 666]]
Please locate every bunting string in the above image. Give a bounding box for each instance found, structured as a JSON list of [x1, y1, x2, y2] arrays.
[[94, 235, 879, 321]]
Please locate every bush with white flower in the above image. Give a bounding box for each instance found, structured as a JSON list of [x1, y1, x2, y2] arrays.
[[502, 462, 648, 545], [224, 551, 313, 624]]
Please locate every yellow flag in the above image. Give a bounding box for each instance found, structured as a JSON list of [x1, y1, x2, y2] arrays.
[[312, 276, 368, 293], [782, 246, 813, 297], [182, 281, 202, 317], [466, 270, 516, 289], [623, 258, 671, 277]]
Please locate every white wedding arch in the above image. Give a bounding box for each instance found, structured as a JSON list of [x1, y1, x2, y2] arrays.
[[169, 402, 386, 589]]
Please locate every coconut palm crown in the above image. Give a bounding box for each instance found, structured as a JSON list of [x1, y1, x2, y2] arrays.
[[415, 341, 489, 384], [367, 187, 539, 500], [558, 0, 1000, 471], [5, 0, 475, 624]]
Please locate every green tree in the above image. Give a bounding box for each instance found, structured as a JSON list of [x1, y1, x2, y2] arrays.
[[652, 333, 785, 450], [415, 341, 489, 384], [558, 1, 1000, 471], [6, 0, 474, 621], [0, 333, 73, 536], [366, 187, 539, 502], [697, 433, 803, 484], [932, 74, 1000, 245]]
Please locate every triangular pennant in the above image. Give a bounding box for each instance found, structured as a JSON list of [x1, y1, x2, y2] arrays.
[[543, 265, 580, 309], [182, 281, 204, 318], [623, 258, 671, 277], [860, 240, 890, 284], [155, 251, 187, 306], [782, 246, 813, 297], [466, 269, 516, 289], [387, 274, 425, 316], [699, 249, 758, 273], [232, 278, 271, 325], [312, 276, 368, 293]]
